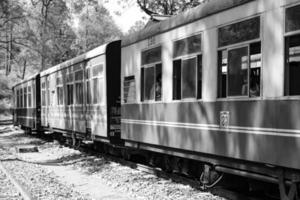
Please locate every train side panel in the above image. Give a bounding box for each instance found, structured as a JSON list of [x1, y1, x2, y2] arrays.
[[121, 0, 300, 176]]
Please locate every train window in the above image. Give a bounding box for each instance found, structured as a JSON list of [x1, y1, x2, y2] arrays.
[[173, 57, 202, 100], [218, 17, 260, 47], [16, 90, 18, 108], [123, 76, 136, 103], [75, 71, 83, 81], [172, 35, 202, 100], [249, 42, 261, 97], [28, 86, 32, 107], [86, 81, 91, 104], [174, 34, 201, 58], [286, 5, 300, 33], [142, 64, 162, 101], [285, 34, 300, 95], [182, 58, 197, 98], [67, 73, 73, 82], [155, 64, 162, 101], [92, 64, 103, 76], [75, 83, 83, 104], [42, 91, 46, 106], [218, 42, 261, 98], [141, 46, 162, 102], [141, 46, 161, 65], [93, 78, 103, 104], [173, 60, 181, 100], [67, 84, 73, 105], [144, 67, 155, 101], [24, 87, 27, 107], [57, 87, 63, 105], [197, 55, 202, 99], [19, 88, 23, 108], [228, 47, 248, 96]]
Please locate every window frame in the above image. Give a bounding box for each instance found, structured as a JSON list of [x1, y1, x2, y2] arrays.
[[56, 71, 64, 106], [66, 66, 74, 106], [73, 64, 84, 106], [217, 15, 262, 100], [140, 45, 162, 103], [123, 75, 136, 104], [284, 3, 300, 97], [172, 33, 203, 102], [27, 84, 32, 108], [90, 63, 105, 106]]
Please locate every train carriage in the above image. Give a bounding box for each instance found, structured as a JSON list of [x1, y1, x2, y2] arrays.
[[12, 73, 41, 133], [121, 0, 300, 187], [40, 41, 121, 143]]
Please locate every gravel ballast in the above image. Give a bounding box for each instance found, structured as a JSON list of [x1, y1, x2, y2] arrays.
[[0, 126, 228, 200]]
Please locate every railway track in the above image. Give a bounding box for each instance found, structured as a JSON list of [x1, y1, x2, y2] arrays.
[[0, 161, 32, 200], [77, 143, 275, 200]]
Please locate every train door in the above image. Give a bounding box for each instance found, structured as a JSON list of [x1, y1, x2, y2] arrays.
[[73, 63, 86, 135], [66, 66, 74, 132], [85, 63, 92, 138], [88, 55, 107, 139]]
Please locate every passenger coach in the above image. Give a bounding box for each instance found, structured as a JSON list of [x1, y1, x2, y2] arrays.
[[40, 41, 121, 144], [121, 0, 300, 192], [12, 73, 41, 133]]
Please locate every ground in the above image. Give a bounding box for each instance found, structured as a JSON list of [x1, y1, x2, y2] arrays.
[[0, 125, 227, 200]]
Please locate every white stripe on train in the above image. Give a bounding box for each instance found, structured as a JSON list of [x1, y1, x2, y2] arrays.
[[121, 119, 300, 138]]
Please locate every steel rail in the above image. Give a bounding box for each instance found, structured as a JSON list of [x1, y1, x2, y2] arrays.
[[0, 161, 32, 200]]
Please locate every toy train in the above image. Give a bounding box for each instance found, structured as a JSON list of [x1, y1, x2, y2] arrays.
[[12, 0, 300, 198]]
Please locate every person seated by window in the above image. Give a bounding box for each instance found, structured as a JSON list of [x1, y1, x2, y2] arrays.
[[150, 74, 162, 101]]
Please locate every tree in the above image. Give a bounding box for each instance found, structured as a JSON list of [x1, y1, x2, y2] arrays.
[[70, 0, 122, 53], [137, 0, 210, 17], [27, 0, 77, 70]]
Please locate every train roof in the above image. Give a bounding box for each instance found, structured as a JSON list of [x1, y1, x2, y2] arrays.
[[40, 41, 119, 77], [121, 0, 255, 47], [13, 72, 39, 89]]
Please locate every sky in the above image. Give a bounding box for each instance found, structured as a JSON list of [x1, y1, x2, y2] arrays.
[[101, 0, 148, 33]]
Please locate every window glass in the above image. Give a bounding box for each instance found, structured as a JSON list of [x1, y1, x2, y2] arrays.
[[155, 64, 162, 101], [24, 87, 27, 107], [42, 91, 46, 106], [228, 46, 249, 96], [67, 73, 73, 82], [75, 83, 83, 104], [141, 68, 144, 101], [57, 87, 64, 105], [93, 78, 103, 104], [67, 84, 73, 105], [197, 55, 202, 99], [87, 81, 91, 104], [75, 70, 83, 81], [286, 5, 300, 33], [249, 42, 261, 97], [218, 50, 228, 98], [16, 90, 19, 107], [144, 66, 155, 100], [56, 77, 62, 85], [93, 64, 103, 77], [182, 57, 197, 98], [174, 34, 201, 58], [142, 46, 161, 65], [285, 34, 300, 95], [28, 87, 32, 108], [219, 17, 260, 47], [173, 60, 181, 100], [123, 76, 136, 103], [86, 68, 91, 79]]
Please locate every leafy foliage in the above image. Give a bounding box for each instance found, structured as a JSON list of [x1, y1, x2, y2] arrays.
[[136, 0, 210, 16]]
